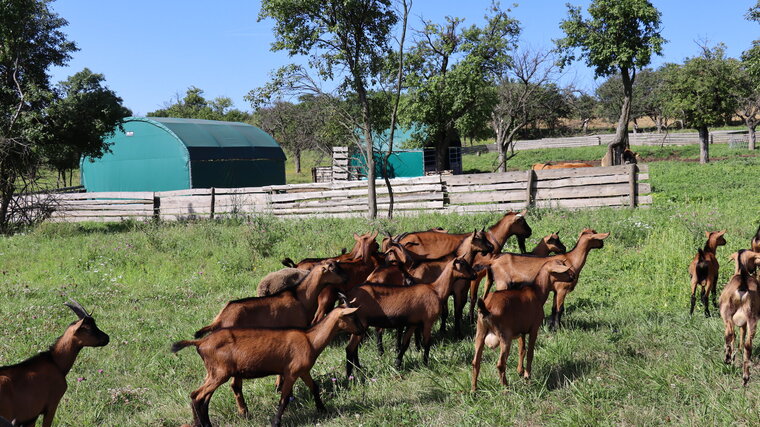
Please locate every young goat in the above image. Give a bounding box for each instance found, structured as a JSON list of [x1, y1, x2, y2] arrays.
[[173, 306, 366, 427], [345, 258, 477, 377], [688, 230, 727, 317], [0, 299, 109, 426], [471, 261, 575, 391], [467, 232, 567, 321], [719, 251, 760, 385]]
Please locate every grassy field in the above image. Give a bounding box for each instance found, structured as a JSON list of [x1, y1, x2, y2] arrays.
[[2, 144, 760, 425]]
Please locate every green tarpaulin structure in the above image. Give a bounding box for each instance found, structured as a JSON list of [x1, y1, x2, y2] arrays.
[[81, 117, 286, 192]]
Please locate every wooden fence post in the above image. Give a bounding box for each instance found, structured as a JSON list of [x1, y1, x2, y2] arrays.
[[628, 164, 637, 208], [210, 187, 216, 219], [525, 170, 536, 208], [153, 193, 161, 220]]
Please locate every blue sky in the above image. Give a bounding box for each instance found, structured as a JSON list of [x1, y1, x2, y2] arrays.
[[49, 1, 759, 116]]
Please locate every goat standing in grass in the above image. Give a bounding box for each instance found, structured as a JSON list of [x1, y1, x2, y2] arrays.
[[471, 261, 575, 391], [0, 299, 109, 426], [688, 230, 726, 317], [719, 250, 760, 385], [345, 258, 477, 377], [173, 306, 366, 427], [752, 225, 760, 253]]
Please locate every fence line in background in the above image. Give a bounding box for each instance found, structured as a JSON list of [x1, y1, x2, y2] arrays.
[[41, 165, 650, 223]]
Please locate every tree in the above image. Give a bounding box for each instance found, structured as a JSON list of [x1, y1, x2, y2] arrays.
[[595, 69, 667, 133], [570, 91, 598, 133], [490, 49, 561, 171], [0, 0, 77, 232], [42, 68, 131, 186], [148, 86, 250, 122], [258, 0, 398, 219], [402, 4, 519, 170], [748, 1, 760, 22], [663, 45, 741, 163], [738, 42, 760, 150], [557, 0, 665, 165]]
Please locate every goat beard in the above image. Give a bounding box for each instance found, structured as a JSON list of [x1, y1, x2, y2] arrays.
[[484, 333, 499, 349]]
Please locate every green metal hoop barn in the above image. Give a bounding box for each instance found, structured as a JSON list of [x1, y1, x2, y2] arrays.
[[80, 117, 286, 192]]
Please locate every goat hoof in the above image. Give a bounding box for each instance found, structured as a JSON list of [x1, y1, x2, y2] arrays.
[[743, 376, 750, 386]]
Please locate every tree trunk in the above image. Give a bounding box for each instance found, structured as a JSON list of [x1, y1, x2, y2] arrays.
[[355, 86, 377, 218], [749, 124, 756, 150], [294, 149, 302, 174], [609, 67, 633, 165], [698, 126, 710, 163], [655, 116, 663, 133], [581, 119, 589, 134], [435, 125, 460, 172]]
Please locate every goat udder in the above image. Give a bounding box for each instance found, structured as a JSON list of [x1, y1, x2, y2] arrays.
[[733, 311, 749, 327], [485, 333, 499, 349]]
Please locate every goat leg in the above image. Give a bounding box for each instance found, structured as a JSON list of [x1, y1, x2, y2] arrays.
[[471, 321, 486, 391], [231, 376, 249, 415], [395, 327, 416, 368], [439, 299, 448, 335], [743, 321, 756, 386], [345, 333, 363, 378], [701, 290, 710, 318], [724, 322, 735, 364], [376, 328, 385, 356], [41, 404, 59, 427], [272, 375, 296, 427], [689, 293, 697, 316], [300, 372, 326, 412]]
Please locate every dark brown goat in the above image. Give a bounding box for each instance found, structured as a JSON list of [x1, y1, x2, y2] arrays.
[[688, 230, 727, 317], [471, 260, 575, 391], [345, 258, 477, 377], [467, 232, 567, 321], [719, 253, 760, 385], [282, 231, 379, 269], [173, 306, 366, 427], [0, 300, 109, 426], [751, 225, 760, 253], [388, 210, 531, 260]]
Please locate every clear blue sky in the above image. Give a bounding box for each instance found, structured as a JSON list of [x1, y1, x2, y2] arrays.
[[49, 1, 759, 116]]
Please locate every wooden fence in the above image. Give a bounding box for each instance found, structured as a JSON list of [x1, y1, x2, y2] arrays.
[[41, 165, 650, 223]]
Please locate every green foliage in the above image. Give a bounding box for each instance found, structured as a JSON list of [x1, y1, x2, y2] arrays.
[[2, 146, 760, 425], [556, 0, 665, 78], [662, 46, 742, 130], [595, 68, 667, 125], [148, 86, 250, 122], [42, 68, 131, 185], [747, 1, 760, 22]]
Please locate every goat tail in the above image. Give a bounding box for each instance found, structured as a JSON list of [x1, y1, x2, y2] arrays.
[[194, 324, 216, 339], [477, 298, 491, 317], [281, 258, 296, 268], [171, 339, 200, 353]]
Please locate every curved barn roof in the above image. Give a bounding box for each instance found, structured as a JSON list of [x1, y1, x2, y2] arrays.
[[136, 117, 286, 161]]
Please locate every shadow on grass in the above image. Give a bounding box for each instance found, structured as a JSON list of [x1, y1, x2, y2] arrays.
[[544, 359, 594, 391]]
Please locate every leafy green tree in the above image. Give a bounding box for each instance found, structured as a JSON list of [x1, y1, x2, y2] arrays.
[[557, 0, 665, 164], [402, 4, 519, 170], [663, 45, 741, 163], [738, 42, 760, 149], [148, 86, 250, 122], [258, 0, 397, 218], [0, 0, 77, 231], [748, 1, 760, 22], [595, 69, 667, 132], [42, 68, 131, 186], [570, 91, 598, 133]]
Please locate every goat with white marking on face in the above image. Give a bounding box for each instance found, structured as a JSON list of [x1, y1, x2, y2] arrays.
[[0, 299, 109, 426]]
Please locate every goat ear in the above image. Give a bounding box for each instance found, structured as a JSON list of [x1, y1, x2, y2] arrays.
[[341, 307, 359, 315], [518, 209, 527, 217], [729, 252, 738, 261], [403, 241, 420, 247], [555, 230, 560, 235], [595, 232, 610, 239], [370, 230, 378, 240], [353, 233, 360, 241], [705, 231, 711, 238]]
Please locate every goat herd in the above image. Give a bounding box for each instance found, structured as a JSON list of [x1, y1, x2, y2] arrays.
[[1, 212, 759, 426]]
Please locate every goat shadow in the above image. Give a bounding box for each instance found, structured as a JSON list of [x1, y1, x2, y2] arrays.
[[543, 359, 594, 391]]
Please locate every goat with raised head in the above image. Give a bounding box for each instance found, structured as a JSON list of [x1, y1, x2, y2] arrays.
[[0, 299, 109, 426], [688, 230, 726, 317], [345, 258, 477, 377], [471, 260, 575, 391], [719, 251, 760, 385], [467, 232, 567, 321], [282, 231, 379, 269], [173, 306, 366, 427], [479, 229, 608, 329]]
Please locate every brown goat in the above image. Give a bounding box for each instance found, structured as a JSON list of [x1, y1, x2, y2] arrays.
[[479, 229, 608, 329], [751, 225, 760, 253], [388, 210, 532, 259], [345, 258, 477, 377], [282, 231, 379, 269], [719, 253, 760, 385], [467, 232, 567, 321], [531, 162, 593, 170], [173, 306, 366, 427], [372, 230, 494, 337], [471, 260, 575, 391], [0, 300, 109, 426], [729, 250, 760, 275], [688, 230, 727, 317]]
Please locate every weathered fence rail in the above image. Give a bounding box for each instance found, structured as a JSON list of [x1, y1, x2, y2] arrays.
[[42, 165, 650, 223]]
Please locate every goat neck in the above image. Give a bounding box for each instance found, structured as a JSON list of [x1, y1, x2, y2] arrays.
[[486, 212, 518, 252], [564, 233, 602, 273], [430, 260, 461, 300], [49, 324, 85, 375], [305, 309, 350, 354], [298, 269, 333, 313]]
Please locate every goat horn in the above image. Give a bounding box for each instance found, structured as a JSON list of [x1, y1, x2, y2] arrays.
[[337, 292, 350, 306], [64, 298, 90, 319]]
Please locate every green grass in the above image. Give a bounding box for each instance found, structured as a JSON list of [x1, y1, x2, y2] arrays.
[[2, 146, 760, 425]]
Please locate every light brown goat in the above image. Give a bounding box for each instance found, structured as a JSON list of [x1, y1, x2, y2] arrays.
[[257, 267, 311, 296], [719, 251, 760, 385], [0, 300, 109, 426], [729, 250, 760, 275], [688, 230, 727, 317], [173, 306, 365, 427], [479, 229, 608, 329], [467, 232, 567, 321], [471, 260, 575, 391], [345, 258, 477, 377]]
